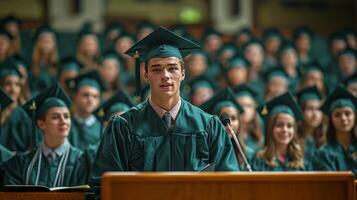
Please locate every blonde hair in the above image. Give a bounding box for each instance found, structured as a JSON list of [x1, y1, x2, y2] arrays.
[[257, 113, 304, 169]]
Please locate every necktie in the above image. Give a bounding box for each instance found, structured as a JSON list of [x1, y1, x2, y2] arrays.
[[48, 152, 56, 163], [162, 112, 173, 129]]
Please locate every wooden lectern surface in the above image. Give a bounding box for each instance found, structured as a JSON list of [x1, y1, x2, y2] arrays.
[[0, 192, 85, 200], [102, 172, 355, 200]]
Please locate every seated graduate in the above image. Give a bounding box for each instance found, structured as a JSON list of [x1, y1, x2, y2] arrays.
[[296, 86, 325, 163], [343, 72, 357, 97], [2, 83, 90, 187], [252, 92, 311, 171], [90, 27, 239, 193], [0, 58, 35, 152], [66, 70, 105, 151], [313, 85, 357, 176], [94, 90, 135, 128], [200, 88, 250, 169]]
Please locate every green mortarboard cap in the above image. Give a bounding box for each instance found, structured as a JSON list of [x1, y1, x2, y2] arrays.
[[236, 28, 252, 37], [186, 75, 216, 96], [202, 28, 222, 42], [263, 67, 290, 82], [1, 15, 21, 26], [23, 83, 72, 120], [105, 22, 124, 35], [279, 42, 297, 55], [58, 57, 82, 75], [263, 27, 281, 40], [232, 84, 259, 100], [33, 24, 56, 41], [217, 43, 238, 57], [0, 88, 13, 110], [113, 31, 135, 44], [337, 48, 357, 58], [226, 56, 249, 70], [328, 31, 346, 46], [189, 50, 209, 61], [343, 72, 357, 87], [170, 24, 190, 37], [258, 92, 303, 121], [200, 88, 244, 115], [0, 58, 22, 78], [94, 90, 135, 121], [299, 62, 324, 76], [77, 23, 98, 43], [100, 50, 123, 65], [296, 86, 322, 106], [137, 20, 156, 32], [125, 26, 200, 95], [66, 70, 106, 92], [293, 26, 314, 40], [0, 28, 13, 40], [320, 85, 357, 115]]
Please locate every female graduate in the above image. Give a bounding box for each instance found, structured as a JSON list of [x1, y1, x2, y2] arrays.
[[200, 88, 252, 169], [233, 84, 264, 155], [313, 85, 357, 175], [296, 86, 325, 163], [30, 25, 58, 93], [252, 92, 311, 171], [0, 59, 34, 152], [2, 83, 90, 187]]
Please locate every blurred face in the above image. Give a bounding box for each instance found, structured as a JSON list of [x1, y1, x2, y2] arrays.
[[191, 87, 214, 106], [220, 106, 240, 134], [59, 71, 78, 89], [79, 35, 99, 57], [346, 34, 357, 49], [204, 35, 222, 54], [145, 57, 185, 101], [37, 32, 56, 54], [245, 44, 264, 68], [331, 39, 347, 57], [347, 83, 357, 97], [281, 49, 298, 67], [74, 86, 101, 115], [296, 34, 310, 53], [100, 58, 120, 83], [227, 67, 248, 87], [303, 100, 322, 128], [5, 23, 19, 36], [304, 71, 324, 92], [237, 96, 256, 124], [1, 75, 21, 101], [236, 34, 250, 46], [339, 54, 356, 77], [37, 107, 71, 140], [0, 36, 11, 56], [115, 37, 134, 55], [331, 107, 355, 133], [265, 37, 281, 54], [266, 77, 288, 98], [186, 55, 207, 77], [272, 113, 295, 147]]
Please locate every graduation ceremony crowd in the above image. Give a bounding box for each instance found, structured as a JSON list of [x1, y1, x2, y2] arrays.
[[0, 14, 356, 193]]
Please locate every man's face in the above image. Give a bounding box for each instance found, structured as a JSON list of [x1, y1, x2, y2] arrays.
[[145, 57, 185, 100], [74, 86, 101, 115]]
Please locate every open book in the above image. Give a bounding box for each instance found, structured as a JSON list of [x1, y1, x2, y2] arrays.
[[3, 184, 91, 192]]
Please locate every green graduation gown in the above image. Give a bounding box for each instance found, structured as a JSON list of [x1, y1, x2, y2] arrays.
[[302, 136, 317, 164], [90, 99, 239, 192], [2, 144, 90, 187], [68, 116, 102, 151], [0, 105, 40, 152], [252, 154, 311, 171], [313, 142, 357, 176], [0, 145, 12, 163]]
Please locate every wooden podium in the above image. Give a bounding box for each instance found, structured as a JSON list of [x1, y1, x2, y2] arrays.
[[102, 172, 355, 200]]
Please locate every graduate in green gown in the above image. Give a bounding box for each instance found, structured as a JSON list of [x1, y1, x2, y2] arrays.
[[313, 85, 357, 176], [200, 88, 249, 169], [279, 42, 300, 94], [252, 92, 311, 171], [296, 86, 325, 163], [0, 88, 15, 162], [344, 72, 357, 97], [263, 67, 290, 102], [0, 59, 35, 152], [90, 27, 239, 194], [223, 56, 249, 88], [67, 70, 105, 151], [2, 83, 90, 187], [185, 75, 215, 106], [232, 84, 265, 156]]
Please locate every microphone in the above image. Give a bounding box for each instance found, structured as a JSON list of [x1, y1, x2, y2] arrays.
[[220, 112, 252, 172]]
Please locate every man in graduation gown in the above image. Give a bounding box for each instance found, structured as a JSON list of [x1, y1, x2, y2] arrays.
[[2, 83, 90, 187], [67, 71, 105, 151], [90, 27, 239, 194]]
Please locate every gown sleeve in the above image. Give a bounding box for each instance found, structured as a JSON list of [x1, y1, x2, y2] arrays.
[[207, 116, 239, 171], [89, 116, 132, 195]]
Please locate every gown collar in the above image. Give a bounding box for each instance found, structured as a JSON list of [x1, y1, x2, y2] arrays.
[[148, 97, 181, 120]]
